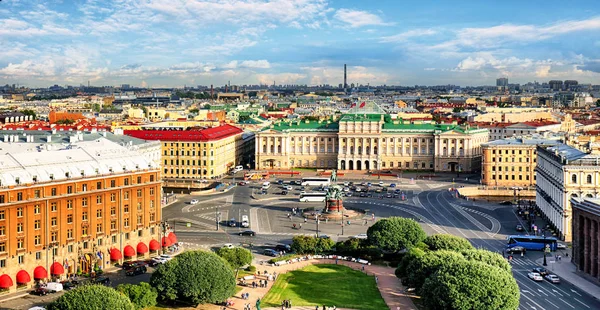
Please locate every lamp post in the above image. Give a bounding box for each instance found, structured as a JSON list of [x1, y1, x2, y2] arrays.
[[215, 206, 221, 231], [543, 231, 548, 266], [341, 207, 345, 235], [316, 213, 321, 238]]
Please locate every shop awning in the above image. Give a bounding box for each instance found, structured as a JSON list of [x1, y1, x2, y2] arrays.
[[16, 270, 30, 284], [50, 262, 64, 275], [161, 236, 173, 247], [110, 248, 122, 261], [136, 242, 148, 254], [168, 232, 178, 244], [123, 245, 136, 257], [149, 239, 160, 251], [0, 274, 13, 289], [33, 266, 48, 280]]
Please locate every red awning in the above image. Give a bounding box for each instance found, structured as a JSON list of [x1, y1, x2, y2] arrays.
[[50, 262, 64, 275], [123, 245, 136, 257], [161, 236, 173, 247], [16, 270, 30, 284], [168, 232, 177, 244], [149, 239, 160, 251], [0, 274, 13, 289], [136, 242, 149, 254], [33, 266, 48, 280], [110, 248, 122, 261]]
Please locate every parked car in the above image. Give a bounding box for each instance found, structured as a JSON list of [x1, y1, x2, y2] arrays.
[[386, 193, 393, 198], [390, 183, 397, 188], [284, 185, 293, 190], [345, 192, 353, 197], [275, 244, 291, 252], [94, 276, 111, 285], [263, 249, 279, 257], [557, 242, 567, 249], [122, 260, 147, 270], [159, 254, 173, 261], [190, 199, 199, 205], [515, 224, 524, 232], [506, 246, 526, 254], [32, 287, 49, 296], [277, 180, 284, 185], [222, 243, 235, 249], [352, 233, 368, 240], [532, 267, 549, 276], [45, 282, 64, 293], [343, 187, 350, 192], [126, 266, 147, 276], [151, 257, 168, 265], [359, 192, 367, 197], [544, 274, 560, 284], [343, 182, 349, 186], [238, 181, 249, 186], [239, 230, 256, 236], [229, 218, 237, 227], [281, 190, 288, 195], [60, 281, 77, 290], [379, 181, 384, 186], [527, 272, 543, 282]]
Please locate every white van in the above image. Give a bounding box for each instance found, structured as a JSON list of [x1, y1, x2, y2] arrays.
[[232, 165, 244, 173], [45, 282, 63, 293], [262, 181, 271, 190], [241, 215, 250, 228]]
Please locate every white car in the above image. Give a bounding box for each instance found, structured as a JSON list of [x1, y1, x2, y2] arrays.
[[222, 243, 235, 249], [343, 187, 350, 192], [353, 233, 368, 240], [544, 274, 560, 284], [190, 199, 199, 205], [343, 182, 350, 186], [379, 181, 384, 186], [160, 254, 174, 261], [284, 185, 293, 191], [527, 272, 543, 281], [355, 187, 362, 192], [152, 257, 168, 264], [557, 242, 567, 249]]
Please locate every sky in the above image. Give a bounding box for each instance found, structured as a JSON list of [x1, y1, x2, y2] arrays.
[[1, 0, 600, 88]]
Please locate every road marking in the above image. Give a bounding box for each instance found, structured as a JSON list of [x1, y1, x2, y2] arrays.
[[574, 298, 591, 308], [449, 203, 496, 238], [537, 289, 548, 296], [250, 207, 260, 233], [551, 289, 562, 297], [570, 289, 582, 296], [461, 207, 501, 236], [559, 298, 575, 309]]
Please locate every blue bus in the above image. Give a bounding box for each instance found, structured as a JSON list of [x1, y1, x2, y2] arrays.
[[506, 235, 558, 251]]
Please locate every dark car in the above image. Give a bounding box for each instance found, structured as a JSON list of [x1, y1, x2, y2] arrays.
[[367, 193, 373, 198], [229, 218, 237, 227], [275, 244, 291, 252], [359, 192, 367, 197], [145, 259, 160, 267], [32, 287, 49, 296], [122, 261, 147, 270], [386, 193, 393, 198], [532, 267, 549, 276], [71, 278, 90, 286], [281, 190, 288, 195], [61, 281, 77, 290], [94, 276, 111, 285], [516, 224, 524, 232], [126, 266, 147, 276], [506, 246, 526, 254], [239, 230, 255, 236], [263, 249, 279, 257], [277, 180, 284, 185]]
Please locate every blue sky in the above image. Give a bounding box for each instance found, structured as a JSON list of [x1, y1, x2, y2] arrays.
[[1, 0, 600, 88]]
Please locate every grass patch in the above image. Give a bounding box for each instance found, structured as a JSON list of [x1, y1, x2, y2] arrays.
[[262, 264, 387, 310]]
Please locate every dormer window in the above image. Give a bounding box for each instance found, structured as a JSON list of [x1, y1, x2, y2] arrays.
[[32, 176, 37, 183], [15, 177, 20, 184], [65, 172, 70, 178]]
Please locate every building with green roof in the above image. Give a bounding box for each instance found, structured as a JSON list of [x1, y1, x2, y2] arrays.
[[255, 102, 488, 172]]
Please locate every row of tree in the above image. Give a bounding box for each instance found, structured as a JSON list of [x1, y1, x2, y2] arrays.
[[47, 248, 253, 309]]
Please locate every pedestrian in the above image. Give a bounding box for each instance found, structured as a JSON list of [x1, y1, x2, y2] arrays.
[[304, 218, 307, 223], [289, 300, 292, 308], [299, 223, 303, 229], [375, 276, 378, 284], [362, 265, 365, 272], [315, 306, 319, 310], [323, 305, 326, 310], [521, 251, 524, 257]]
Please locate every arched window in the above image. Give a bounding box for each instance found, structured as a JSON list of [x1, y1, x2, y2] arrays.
[[571, 174, 577, 184], [587, 174, 592, 184]]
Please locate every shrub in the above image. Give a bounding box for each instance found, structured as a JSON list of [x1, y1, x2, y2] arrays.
[[47, 284, 134, 310], [116, 283, 157, 310], [423, 234, 474, 252], [366, 217, 426, 252]]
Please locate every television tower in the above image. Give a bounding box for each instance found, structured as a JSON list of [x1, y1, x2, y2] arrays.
[[343, 64, 347, 90]]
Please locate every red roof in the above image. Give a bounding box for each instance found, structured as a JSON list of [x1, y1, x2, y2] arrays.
[[520, 121, 560, 127], [124, 124, 243, 142]]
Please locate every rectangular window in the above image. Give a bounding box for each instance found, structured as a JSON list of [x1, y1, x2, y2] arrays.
[[82, 212, 88, 221], [17, 222, 23, 233], [96, 209, 102, 218], [67, 186, 73, 194], [18, 255, 24, 264], [110, 180, 116, 187], [17, 192, 23, 201], [137, 215, 143, 225], [82, 198, 88, 207], [124, 191, 129, 200], [124, 178, 129, 186], [67, 229, 73, 239], [0, 226, 4, 235], [51, 202, 57, 212], [137, 176, 142, 184], [150, 188, 155, 195], [81, 184, 87, 192], [17, 239, 24, 249], [96, 224, 102, 233], [34, 204, 41, 214], [34, 190, 41, 198], [67, 214, 73, 224], [111, 221, 117, 230], [36, 252, 41, 260], [97, 182, 102, 189], [111, 207, 116, 215], [82, 227, 88, 236], [96, 195, 102, 204], [124, 205, 129, 213], [137, 189, 142, 197], [124, 218, 129, 227], [51, 217, 57, 226], [0, 243, 5, 253], [34, 220, 41, 230], [51, 188, 57, 196], [150, 175, 155, 182], [68, 245, 73, 253], [17, 207, 23, 217], [67, 200, 73, 209], [137, 203, 142, 212], [110, 193, 116, 202], [34, 235, 41, 245], [0, 195, 4, 204], [150, 200, 154, 208], [0, 259, 5, 267]]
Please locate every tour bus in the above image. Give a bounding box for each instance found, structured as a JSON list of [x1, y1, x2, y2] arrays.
[[300, 177, 331, 187], [506, 235, 558, 251], [262, 181, 271, 190], [299, 192, 327, 202]]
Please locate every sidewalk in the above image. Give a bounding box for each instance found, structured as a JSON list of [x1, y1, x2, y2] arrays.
[[535, 248, 600, 298], [198, 258, 417, 310]]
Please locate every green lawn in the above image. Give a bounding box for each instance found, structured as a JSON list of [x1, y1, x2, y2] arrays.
[[262, 264, 387, 310]]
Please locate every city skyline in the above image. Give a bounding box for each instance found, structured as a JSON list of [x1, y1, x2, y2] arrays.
[[1, 0, 600, 87]]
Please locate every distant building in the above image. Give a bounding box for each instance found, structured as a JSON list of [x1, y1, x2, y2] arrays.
[[549, 80, 564, 91], [481, 137, 560, 187], [496, 77, 508, 88], [536, 143, 600, 241], [570, 197, 600, 283]]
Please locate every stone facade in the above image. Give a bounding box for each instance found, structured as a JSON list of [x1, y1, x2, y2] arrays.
[[571, 198, 600, 283]]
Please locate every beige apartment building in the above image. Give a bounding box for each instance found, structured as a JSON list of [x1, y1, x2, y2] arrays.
[[255, 103, 489, 172], [481, 138, 560, 187]]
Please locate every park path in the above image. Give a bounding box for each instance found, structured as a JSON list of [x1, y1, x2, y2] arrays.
[[197, 258, 417, 310]]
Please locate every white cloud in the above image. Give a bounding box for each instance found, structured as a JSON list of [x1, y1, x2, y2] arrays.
[[256, 73, 306, 85], [0, 18, 79, 37], [380, 29, 437, 43], [239, 60, 271, 69], [334, 9, 390, 28]]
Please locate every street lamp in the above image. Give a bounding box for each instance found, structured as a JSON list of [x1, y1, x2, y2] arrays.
[[341, 207, 345, 235], [215, 206, 221, 231], [543, 230, 548, 266], [316, 213, 321, 238]]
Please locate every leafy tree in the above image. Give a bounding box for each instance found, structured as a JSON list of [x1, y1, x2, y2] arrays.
[[189, 108, 199, 114], [116, 283, 157, 310], [423, 234, 474, 252], [215, 247, 253, 279], [366, 217, 426, 252], [291, 235, 318, 254], [421, 260, 519, 310], [47, 284, 134, 310], [461, 249, 511, 273], [315, 236, 335, 253], [21, 109, 36, 119], [406, 250, 465, 293], [395, 247, 426, 279], [150, 250, 236, 305]]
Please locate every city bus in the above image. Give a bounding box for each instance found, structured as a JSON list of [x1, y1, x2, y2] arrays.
[[301, 177, 331, 187], [299, 192, 327, 202], [506, 235, 558, 251]]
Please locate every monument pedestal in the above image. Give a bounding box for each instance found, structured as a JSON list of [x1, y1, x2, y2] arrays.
[[326, 199, 344, 213]]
